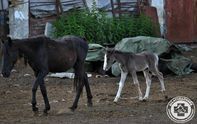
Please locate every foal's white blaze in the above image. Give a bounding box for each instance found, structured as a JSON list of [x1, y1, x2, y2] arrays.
[[103, 54, 107, 70]]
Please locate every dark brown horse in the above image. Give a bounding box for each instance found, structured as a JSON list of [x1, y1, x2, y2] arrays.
[[1, 35, 93, 114]]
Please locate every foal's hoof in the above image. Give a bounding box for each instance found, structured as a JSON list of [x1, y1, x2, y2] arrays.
[[113, 100, 119, 104], [138, 97, 143, 101], [142, 99, 147, 102], [164, 95, 169, 100]]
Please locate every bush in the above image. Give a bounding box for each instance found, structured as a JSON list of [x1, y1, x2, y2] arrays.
[[53, 9, 156, 45]]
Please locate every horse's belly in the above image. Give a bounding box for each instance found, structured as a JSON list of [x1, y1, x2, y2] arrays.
[[48, 58, 76, 72], [48, 63, 74, 72], [134, 63, 148, 71]]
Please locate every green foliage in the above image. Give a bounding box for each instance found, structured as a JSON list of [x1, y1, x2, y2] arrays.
[[53, 9, 156, 45]]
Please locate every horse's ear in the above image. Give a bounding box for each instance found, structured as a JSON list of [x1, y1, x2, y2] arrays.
[[8, 37, 12, 46]]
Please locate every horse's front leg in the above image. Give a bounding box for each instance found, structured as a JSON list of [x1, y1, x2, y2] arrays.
[[114, 70, 128, 103], [143, 70, 152, 100], [32, 71, 49, 114], [32, 79, 39, 112]]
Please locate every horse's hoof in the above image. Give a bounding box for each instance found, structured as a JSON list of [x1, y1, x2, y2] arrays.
[[142, 99, 147, 102], [32, 107, 39, 112], [43, 109, 49, 115], [87, 102, 93, 107], [43, 111, 48, 116], [164, 95, 168, 100], [33, 109, 39, 116], [43, 106, 50, 115], [69, 106, 77, 112]]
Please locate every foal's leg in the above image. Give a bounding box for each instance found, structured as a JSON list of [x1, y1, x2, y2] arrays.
[[114, 70, 128, 102], [131, 71, 143, 101], [143, 70, 152, 100], [84, 72, 93, 107], [151, 66, 167, 99], [152, 67, 166, 92]]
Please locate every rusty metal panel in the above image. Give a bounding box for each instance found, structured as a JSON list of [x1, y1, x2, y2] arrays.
[[194, 0, 197, 42], [143, 6, 161, 37], [165, 0, 195, 43]]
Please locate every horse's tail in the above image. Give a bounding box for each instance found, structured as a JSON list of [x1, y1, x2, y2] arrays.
[[73, 75, 78, 92], [82, 37, 87, 42], [73, 72, 84, 95]]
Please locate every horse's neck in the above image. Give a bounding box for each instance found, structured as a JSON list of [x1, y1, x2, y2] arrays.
[[14, 39, 34, 56], [114, 52, 128, 65]]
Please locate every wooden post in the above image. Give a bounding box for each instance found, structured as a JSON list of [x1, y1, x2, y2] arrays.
[[110, 0, 115, 18], [57, 0, 63, 14], [82, 0, 88, 10], [55, 0, 60, 17], [117, 0, 121, 18]]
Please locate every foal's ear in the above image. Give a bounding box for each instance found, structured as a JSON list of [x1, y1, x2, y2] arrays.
[[8, 37, 12, 46]]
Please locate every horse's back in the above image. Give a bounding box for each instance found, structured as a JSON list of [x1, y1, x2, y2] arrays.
[[45, 36, 88, 72]]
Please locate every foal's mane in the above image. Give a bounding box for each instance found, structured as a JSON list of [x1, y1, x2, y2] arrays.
[[109, 49, 134, 56]]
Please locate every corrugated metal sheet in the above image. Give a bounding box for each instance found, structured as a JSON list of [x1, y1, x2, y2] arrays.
[[165, 0, 197, 43], [29, 0, 86, 37]]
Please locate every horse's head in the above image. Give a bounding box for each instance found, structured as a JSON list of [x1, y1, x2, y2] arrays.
[[1, 37, 18, 77], [103, 48, 116, 71]]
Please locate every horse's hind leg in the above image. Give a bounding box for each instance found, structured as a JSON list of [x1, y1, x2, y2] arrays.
[[131, 71, 143, 101], [70, 63, 85, 111], [143, 70, 152, 100], [84, 73, 93, 107]]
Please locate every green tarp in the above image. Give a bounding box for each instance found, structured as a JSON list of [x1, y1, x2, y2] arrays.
[[86, 44, 105, 61]]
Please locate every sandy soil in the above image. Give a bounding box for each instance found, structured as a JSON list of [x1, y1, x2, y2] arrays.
[[0, 49, 197, 124]]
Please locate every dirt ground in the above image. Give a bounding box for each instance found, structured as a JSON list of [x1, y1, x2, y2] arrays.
[[0, 48, 197, 124]]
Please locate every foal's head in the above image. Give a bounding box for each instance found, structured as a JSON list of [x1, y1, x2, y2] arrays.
[[103, 49, 116, 71], [1, 37, 18, 77]]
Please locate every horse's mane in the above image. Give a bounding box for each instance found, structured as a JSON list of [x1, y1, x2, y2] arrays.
[[14, 36, 50, 66]]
